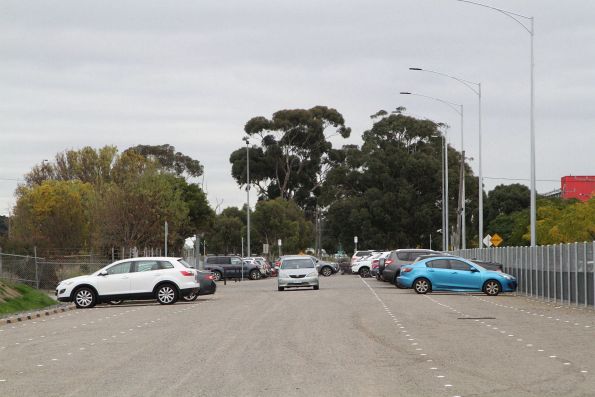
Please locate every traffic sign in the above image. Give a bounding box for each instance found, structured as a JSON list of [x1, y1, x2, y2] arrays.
[[482, 234, 493, 247], [491, 233, 503, 247]]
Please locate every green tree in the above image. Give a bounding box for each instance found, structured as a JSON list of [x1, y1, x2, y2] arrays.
[[24, 146, 118, 187], [95, 172, 189, 249], [206, 215, 244, 255], [484, 184, 530, 226], [536, 197, 595, 243], [230, 106, 351, 210], [320, 110, 478, 252], [125, 144, 203, 178], [0, 215, 8, 237], [11, 180, 96, 250], [251, 198, 314, 255]]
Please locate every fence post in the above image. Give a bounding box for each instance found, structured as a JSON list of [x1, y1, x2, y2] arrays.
[[583, 242, 588, 308], [574, 242, 579, 306], [34, 246, 39, 289], [111, 247, 115, 262], [545, 244, 556, 302], [0, 246, 3, 277]]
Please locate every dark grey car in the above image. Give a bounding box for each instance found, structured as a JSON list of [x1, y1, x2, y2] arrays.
[[379, 249, 439, 284], [204, 255, 262, 280]]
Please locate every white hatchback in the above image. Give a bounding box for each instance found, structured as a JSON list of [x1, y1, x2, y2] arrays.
[[56, 257, 200, 308]]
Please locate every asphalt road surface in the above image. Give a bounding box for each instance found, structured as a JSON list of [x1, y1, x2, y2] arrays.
[[1, 275, 594, 397]]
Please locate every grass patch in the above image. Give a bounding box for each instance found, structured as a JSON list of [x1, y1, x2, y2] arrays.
[[0, 282, 58, 316]]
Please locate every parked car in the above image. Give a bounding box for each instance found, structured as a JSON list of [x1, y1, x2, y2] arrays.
[[277, 255, 320, 291], [56, 257, 200, 308], [351, 250, 375, 266], [351, 252, 378, 277], [369, 251, 392, 279], [204, 255, 262, 280], [244, 257, 270, 277], [397, 256, 517, 296], [182, 270, 217, 301], [316, 259, 340, 277], [380, 249, 440, 284], [469, 259, 504, 272]]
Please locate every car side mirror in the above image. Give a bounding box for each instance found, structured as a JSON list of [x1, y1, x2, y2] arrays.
[[99, 270, 108, 276], [470, 267, 479, 273]]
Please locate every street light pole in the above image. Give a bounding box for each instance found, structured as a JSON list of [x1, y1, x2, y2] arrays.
[[456, 0, 536, 247], [409, 67, 481, 249], [401, 92, 462, 249], [243, 137, 251, 261]]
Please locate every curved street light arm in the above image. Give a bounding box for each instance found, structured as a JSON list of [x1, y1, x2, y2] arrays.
[[410, 68, 479, 96], [456, 0, 533, 35], [400, 92, 462, 115]]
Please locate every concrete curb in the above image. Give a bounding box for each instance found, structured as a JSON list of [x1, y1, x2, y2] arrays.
[[2, 304, 76, 325]]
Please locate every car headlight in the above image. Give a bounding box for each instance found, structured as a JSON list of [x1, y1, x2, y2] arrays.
[[502, 274, 514, 280], [307, 272, 318, 277]]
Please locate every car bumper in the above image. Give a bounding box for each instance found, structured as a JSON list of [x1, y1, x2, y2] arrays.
[[198, 282, 217, 296], [180, 287, 200, 297], [55, 287, 73, 302], [396, 276, 413, 289], [502, 279, 517, 292], [278, 276, 319, 288]]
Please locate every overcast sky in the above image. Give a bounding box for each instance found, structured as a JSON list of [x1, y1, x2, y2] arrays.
[[1, 0, 594, 216]]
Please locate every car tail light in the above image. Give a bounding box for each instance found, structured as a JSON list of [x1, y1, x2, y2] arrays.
[[402, 267, 413, 273], [384, 259, 394, 265], [205, 274, 214, 280], [180, 270, 194, 277]]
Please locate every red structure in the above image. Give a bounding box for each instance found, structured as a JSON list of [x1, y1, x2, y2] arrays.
[[561, 176, 595, 202]]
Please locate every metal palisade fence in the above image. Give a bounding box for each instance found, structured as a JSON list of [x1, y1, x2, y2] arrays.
[[453, 241, 595, 308], [0, 247, 169, 290]]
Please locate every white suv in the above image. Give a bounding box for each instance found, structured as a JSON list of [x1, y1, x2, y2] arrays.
[[56, 257, 200, 308]]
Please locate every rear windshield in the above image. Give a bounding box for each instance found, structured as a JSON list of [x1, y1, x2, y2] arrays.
[[177, 259, 191, 268], [281, 259, 315, 269], [355, 251, 372, 257]]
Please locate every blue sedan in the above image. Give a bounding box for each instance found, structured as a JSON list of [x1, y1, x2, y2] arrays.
[[396, 256, 517, 296]]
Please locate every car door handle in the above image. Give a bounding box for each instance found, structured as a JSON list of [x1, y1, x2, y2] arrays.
[[451, 272, 458, 274], [427, 269, 435, 272]]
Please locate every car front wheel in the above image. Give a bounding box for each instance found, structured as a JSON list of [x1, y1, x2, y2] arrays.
[[413, 278, 431, 294], [484, 280, 501, 296], [320, 267, 333, 277], [211, 271, 222, 281], [74, 287, 96, 309], [156, 284, 178, 305]]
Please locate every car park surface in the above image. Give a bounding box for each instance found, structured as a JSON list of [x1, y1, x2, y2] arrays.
[[2, 274, 593, 396]]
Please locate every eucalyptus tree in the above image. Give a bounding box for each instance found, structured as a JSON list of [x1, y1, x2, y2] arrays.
[[229, 106, 351, 211]]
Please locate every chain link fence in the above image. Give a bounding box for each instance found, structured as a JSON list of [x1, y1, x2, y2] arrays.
[[0, 246, 174, 290], [453, 241, 595, 308]]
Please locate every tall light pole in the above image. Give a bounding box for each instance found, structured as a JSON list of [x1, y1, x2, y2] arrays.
[[439, 125, 450, 251], [401, 92, 464, 249], [456, 0, 536, 247], [242, 137, 251, 260], [409, 67, 482, 249]]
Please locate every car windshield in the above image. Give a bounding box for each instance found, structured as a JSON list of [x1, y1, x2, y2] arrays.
[[281, 259, 315, 269]]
